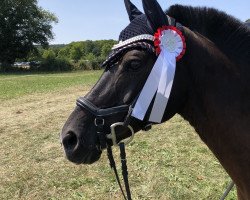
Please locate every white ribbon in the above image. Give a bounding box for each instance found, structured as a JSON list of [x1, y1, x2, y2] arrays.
[[148, 49, 176, 122], [131, 52, 164, 121], [131, 29, 183, 123]]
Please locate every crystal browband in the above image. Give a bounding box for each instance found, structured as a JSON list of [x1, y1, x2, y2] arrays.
[[112, 34, 154, 50], [102, 41, 155, 68]]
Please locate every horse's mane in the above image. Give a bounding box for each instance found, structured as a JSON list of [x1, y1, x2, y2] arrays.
[[167, 5, 250, 66]]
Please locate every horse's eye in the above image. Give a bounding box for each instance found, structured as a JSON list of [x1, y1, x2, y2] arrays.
[[127, 60, 142, 71]]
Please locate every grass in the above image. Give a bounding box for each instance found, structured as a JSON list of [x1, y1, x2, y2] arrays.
[[0, 71, 236, 200], [0, 71, 103, 100]]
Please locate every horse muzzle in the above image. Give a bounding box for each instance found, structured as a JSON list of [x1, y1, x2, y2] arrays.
[[61, 130, 102, 164]]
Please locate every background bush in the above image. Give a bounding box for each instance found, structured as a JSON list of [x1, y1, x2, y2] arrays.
[[39, 57, 73, 71]]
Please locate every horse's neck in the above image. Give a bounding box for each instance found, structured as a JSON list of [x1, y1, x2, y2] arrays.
[[183, 30, 250, 129], [180, 27, 249, 145], [179, 28, 250, 191]]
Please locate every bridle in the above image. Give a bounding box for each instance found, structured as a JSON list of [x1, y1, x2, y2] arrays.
[[77, 96, 134, 148], [76, 94, 152, 149], [76, 95, 152, 200], [76, 95, 136, 200]]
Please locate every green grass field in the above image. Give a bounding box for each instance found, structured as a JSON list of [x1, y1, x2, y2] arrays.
[[0, 71, 236, 200], [0, 71, 103, 100]]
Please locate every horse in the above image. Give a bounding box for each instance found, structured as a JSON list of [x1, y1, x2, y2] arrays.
[[61, 0, 250, 199]]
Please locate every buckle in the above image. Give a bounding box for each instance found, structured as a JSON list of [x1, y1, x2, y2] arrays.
[[94, 118, 105, 126], [106, 122, 135, 146]]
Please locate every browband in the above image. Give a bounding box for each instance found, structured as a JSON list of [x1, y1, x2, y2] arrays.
[[102, 41, 155, 68], [112, 34, 154, 50]]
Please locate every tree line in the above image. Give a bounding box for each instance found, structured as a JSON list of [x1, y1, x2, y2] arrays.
[[26, 40, 117, 71]]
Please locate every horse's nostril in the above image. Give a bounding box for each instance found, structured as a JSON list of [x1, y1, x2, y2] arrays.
[[62, 131, 78, 151]]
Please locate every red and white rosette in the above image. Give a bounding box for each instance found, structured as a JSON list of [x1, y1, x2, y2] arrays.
[[132, 26, 186, 123], [154, 26, 186, 60]]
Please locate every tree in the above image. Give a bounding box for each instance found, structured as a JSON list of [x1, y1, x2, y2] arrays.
[[42, 49, 56, 60], [0, 0, 57, 69], [101, 43, 113, 59], [84, 53, 96, 62], [84, 41, 94, 56], [57, 48, 70, 59], [69, 43, 84, 62]]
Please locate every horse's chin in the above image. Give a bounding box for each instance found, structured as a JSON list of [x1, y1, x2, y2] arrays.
[[65, 148, 102, 165]]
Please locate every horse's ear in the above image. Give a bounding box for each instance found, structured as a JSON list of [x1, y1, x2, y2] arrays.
[[124, 0, 143, 21], [142, 0, 169, 30]]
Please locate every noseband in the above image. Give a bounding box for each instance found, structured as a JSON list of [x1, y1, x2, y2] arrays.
[[76, 96, 141, 149]]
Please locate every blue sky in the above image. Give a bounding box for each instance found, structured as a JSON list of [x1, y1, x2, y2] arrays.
[[38, 0, 250, 44]]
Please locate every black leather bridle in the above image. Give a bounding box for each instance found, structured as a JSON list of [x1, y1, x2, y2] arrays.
[[77, 97, 133, 147], [76, 95, 152, 200], [76, 96, 152, 149]]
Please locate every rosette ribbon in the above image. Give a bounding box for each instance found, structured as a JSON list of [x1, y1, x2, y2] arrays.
[[131, 26, 186, 123]]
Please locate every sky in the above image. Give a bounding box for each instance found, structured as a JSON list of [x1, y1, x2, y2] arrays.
[[38, 0, 250, 44]]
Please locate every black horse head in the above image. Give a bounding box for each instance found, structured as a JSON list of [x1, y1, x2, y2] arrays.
[[61, 0, 188, 164]]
